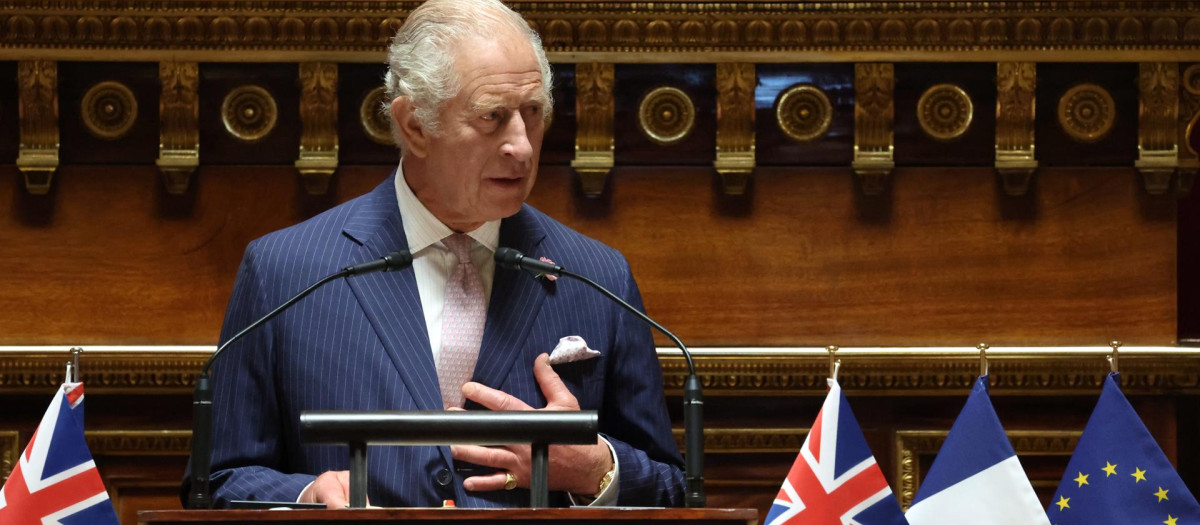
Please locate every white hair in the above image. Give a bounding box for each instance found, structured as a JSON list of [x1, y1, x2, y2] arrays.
[[383, 0, 554, 146]]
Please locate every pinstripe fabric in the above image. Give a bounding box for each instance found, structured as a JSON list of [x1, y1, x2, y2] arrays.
[[190, 174, 685, 508]]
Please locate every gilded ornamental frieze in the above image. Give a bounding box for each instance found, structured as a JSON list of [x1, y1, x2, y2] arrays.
[[1, 348, 1197, 395], [2, 2, 1200, 62]]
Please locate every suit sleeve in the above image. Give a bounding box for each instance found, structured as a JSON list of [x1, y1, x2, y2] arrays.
[[200, 241, 317, 506], [599, 260, 687, 507]]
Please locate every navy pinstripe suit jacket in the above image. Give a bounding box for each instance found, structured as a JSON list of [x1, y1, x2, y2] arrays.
[[201, 175, 685, 508]]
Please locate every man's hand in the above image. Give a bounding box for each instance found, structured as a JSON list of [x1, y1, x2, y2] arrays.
[[451, 353, 614, 497], [299, 470, 362, 509]]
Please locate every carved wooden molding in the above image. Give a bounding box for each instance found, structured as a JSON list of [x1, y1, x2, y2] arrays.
[[713, 63, 756, 196], [0, 431, 17, 485], [296, 62, 339, 195], [672, 428, 807, 453], [852, 63, 894, 195], [3, 2, 1200, 62], [571, 62, 615, 196], [996, 62, 1038, 196], [158, 61, 200, 195], [2, 348, 1198, 395], [895, 430, 1081, 509], [1180, 63, 1200, 195], [17, 60, 59, 195], [86, 430, 191, 456], [1136, 62, 1180, 195]]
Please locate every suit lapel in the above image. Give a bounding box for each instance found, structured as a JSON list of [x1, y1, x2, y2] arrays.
[[342, 178, 443, 414], [472, 206, 550, 395]]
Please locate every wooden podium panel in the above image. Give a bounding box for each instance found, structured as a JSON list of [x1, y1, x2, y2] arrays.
[[138, 508, 758, 525]]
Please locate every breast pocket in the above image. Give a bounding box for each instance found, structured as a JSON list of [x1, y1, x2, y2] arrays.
[[552, 355, 605, 409]]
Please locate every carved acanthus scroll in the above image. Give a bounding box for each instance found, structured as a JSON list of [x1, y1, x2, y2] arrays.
[[852, 63, 894, 195], [571, 62, 615, 196], [714, 63, 756, 195], [1135, 62, 1178, 195], [17, 60, 59, 195], [295, 62, 339, 195], [157, 61, 200, 194], [995, 62, 1037, 196]]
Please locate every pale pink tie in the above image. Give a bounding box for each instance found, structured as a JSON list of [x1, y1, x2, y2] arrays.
[[438, 233, 486, 409]]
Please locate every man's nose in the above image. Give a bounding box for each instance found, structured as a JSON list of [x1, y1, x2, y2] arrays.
[[499, 114, 534, 162]]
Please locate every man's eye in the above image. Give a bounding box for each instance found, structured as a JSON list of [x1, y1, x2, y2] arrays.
[[482, 111, 502, 121]]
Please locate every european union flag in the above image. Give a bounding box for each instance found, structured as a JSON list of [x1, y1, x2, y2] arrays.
[[1048, 373, 1200, 525]]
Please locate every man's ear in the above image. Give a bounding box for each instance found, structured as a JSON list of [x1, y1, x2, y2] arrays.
[[390, 96, 429, 157]]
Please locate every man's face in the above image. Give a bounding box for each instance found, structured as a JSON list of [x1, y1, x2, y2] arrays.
[[401, 32, 547, 232]]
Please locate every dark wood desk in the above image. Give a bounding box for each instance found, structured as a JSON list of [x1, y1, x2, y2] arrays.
[[139, 507, 759, 525]]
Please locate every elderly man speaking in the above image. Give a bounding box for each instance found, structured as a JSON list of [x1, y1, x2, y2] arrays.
[[188, 0, 685, 510]]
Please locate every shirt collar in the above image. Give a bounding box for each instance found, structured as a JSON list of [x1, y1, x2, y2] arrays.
[[394, 162, 500, 254]]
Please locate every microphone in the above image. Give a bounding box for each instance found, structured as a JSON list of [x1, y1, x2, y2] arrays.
[[187, 250, 413, 509], [494, 247, 705, 508]]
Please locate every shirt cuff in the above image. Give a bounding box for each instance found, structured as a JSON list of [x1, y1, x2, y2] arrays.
[[297, 480, 316, 503]]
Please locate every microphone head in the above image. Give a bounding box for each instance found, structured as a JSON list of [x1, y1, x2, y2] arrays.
[[494, 247, 524, 269], [382, 250, 413, 271]]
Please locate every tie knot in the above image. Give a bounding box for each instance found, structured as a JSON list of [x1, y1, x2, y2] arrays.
[[443, 233, 475, 263]]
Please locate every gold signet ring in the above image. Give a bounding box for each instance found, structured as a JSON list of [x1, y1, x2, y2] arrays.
[[503, 471, 518, 490]]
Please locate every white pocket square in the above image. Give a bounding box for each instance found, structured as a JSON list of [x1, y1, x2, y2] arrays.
[[548, 336, 601, 365]]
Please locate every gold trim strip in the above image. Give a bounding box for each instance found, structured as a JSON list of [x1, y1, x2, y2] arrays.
[[86, 430, 192, 456], [895, 430, 1081, 509], [1, 347, 1196, 395], [3, 2, 1200, 62], [672, 428, 807, 454]]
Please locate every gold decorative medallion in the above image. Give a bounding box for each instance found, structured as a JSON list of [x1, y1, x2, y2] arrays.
[[917, 84, 973, 141], [81, 81, 137, 140], [360, 86, 394, 146], [1184, 64, 1200, 96], [776, 84, 833, 142], [221, 85, 278, 142], [638, 86, 695, 146], [1058, 83, 1116, 143]]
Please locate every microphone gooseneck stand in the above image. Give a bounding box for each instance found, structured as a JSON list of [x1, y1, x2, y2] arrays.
[[494, 248, 705, 508], [187, 251, 412, 509]]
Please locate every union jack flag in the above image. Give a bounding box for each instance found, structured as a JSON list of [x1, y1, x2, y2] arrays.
[[765, 379, 908, 525], [0, 382, 120, 525]]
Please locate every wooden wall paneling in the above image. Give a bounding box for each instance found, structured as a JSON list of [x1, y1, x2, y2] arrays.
[[1180, 190, 1200, 345], [756, 63, 855, 167], [614, 64, 716, 166], [893, 63, 996, 167], [59, 62, 159, 166], [198, 63, 300, 166], [528, 165, 1176, 347], [1036, 63, 1139, 167], [0, 61, 18, 164], [337, 63, 396, 166]]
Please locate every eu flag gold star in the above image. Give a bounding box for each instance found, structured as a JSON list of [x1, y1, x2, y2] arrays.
[[1132, 467, 1148, 482], [1164, 514, 1178, 525], [1056, 495, 1070, 511], [1074, 472, 1090, 487], [1102, 462, 1118, 477], [1155, 487, 1169, 502]]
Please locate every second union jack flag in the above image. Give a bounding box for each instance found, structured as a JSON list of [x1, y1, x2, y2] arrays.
[[765, 378, 908, 525], [0, 382, 120, 525]]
